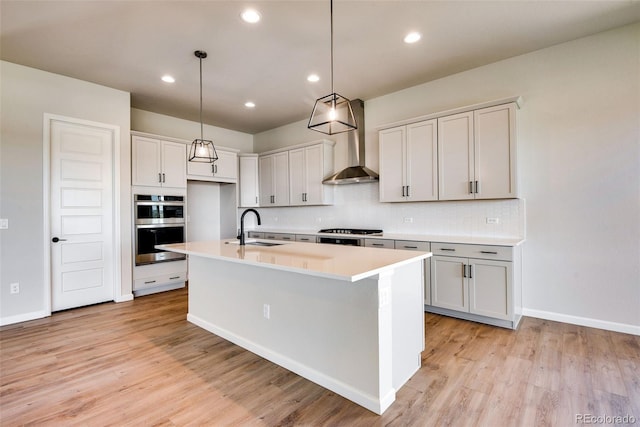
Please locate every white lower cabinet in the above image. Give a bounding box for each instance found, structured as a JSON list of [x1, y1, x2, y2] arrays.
[[428, 242, 521, 329], [133, 260, 187, 296]]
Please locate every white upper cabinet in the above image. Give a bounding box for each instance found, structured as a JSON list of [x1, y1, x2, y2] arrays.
[[259, 151, 289, 207], [132, 135, 186, 189], [289, 141, 334, 206], [438, 112, 475, 200], [473, 103, 517, 199], [239, 154, 259, 207], [187, 149, 238, 183], [379, 120, 438, 202], [438, 103, 517, 200]]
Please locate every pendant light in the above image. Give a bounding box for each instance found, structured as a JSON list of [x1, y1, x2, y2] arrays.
[[189, 50, 218, 163], [308, 0, 357, 135]]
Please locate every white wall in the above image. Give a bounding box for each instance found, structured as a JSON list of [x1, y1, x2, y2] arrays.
[[131, 108, 253, 153], [253, 24, 640, 333], [0, 61, 132, 324]]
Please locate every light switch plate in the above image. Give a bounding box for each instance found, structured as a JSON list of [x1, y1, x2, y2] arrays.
[[0, 219, 8, 229]]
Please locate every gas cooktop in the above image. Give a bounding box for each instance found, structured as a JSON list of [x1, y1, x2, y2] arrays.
[[318, 228, 383, 235]]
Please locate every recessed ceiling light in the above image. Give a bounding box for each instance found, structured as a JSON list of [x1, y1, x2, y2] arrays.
[[404, 32, 421, 44], [307, 74, 320, 83], [161, 75, 175, 83], [245, 101, 256, 108], [241, 9, 261, 23]]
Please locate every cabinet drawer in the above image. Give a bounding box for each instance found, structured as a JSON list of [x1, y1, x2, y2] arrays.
[[134, 271, 187, 290], [364, 238, 395, 249], [394, 240, 430, 251], [295, 234, 317, 243], [264, 232, 295, 241], [248, 231, 265, 239], [431, 242, 512, 261]]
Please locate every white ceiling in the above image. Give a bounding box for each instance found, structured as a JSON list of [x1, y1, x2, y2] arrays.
[[2, 1, 639, 134]]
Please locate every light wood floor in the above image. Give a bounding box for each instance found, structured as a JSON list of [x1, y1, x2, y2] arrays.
[[1, 286, 638, 426]]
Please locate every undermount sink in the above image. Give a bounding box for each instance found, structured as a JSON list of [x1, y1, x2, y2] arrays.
[[245, 241, 282, 247], [226, 239, 284, 247]]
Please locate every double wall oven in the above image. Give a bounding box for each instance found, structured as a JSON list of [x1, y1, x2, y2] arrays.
[[134, 195, 186, 265]]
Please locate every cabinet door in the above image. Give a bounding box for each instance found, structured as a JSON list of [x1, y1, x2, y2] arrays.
[[406, 120, 438, 201], [379, 126, 406, 202], [469, 259, 512, 320], [259, 155, 274, 206], [272, 151, 289, 206], [474, 104, 517, 199], [132, 136, 161, 187], [161, 141, 186, 188], [214, 150, 238, 180], [187, 159, 215, 178], [288, 148, 306, 205], [303, 144, 325, 205], [438, 112, 474, 200], [239, 156, 259, 207], [431, 255, 468, 312]]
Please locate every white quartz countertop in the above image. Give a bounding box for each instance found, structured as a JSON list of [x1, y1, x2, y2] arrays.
[[253, 229, 525, 246], [158, 240, 431, 282]]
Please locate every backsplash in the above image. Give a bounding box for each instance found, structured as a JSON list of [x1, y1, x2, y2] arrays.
[[244, 184, 525, 238]]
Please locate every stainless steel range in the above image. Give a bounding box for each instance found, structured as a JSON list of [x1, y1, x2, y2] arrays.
[[317, 228, 383, 246]]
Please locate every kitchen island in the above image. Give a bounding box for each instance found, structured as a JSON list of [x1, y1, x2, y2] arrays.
[[158, 239, 431, 414]]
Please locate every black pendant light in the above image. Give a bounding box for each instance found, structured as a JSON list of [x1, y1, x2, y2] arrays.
[[189, 50, 218, 163], [308, 0, 357, 135]]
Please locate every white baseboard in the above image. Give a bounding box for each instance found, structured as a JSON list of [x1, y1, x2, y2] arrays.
[[115, 293, 134, 302], [0, 310, 49, 326], [187, 313, 392, 415], [522, 308, 640, 336]]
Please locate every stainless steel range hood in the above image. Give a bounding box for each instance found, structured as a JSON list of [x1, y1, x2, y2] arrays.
[[323, 99, 379, 185]]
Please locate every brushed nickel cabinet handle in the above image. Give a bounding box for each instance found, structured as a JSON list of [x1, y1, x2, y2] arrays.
[[480, 251, 498, 255]]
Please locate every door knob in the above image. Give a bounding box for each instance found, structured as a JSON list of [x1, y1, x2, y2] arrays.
[[51, 237, 67, 243]]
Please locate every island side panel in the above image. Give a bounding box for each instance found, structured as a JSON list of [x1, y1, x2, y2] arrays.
[[390, 261, 424, 389], [186, 255, 393, 414]]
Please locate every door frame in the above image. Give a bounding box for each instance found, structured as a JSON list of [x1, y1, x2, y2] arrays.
[[42, 113, 122, 315]]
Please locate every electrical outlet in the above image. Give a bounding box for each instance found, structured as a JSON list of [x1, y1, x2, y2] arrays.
[[10, 282, 19, 294], [486, 217, 500, 225], [0, 219, 8, 229], [263, 303, 270, 319], [403, 217, 414, 223]]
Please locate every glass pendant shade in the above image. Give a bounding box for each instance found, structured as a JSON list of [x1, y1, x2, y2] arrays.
[[189, 138, 218, 162], [308, 92, 357, 135]]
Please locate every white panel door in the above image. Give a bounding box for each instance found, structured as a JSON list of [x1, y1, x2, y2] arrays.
[[438, 112, 474, 200], [430, 256, 468, 312], [288, 148, 306, 204], [272, 151, 290, 206], [259, 155, 274, 206], [303, 144, 324, 205], [50, 119, 115, 311], [161, 141, 187, 188], [474, 104, 517, 199], [407, 120, 438, 201], [379, 126, 406, 202]]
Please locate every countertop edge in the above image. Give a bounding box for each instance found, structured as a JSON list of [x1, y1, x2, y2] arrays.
[[157, 242, 432, 283]]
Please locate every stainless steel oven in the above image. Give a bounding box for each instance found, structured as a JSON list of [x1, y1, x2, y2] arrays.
[[134, 195, 186, 265]]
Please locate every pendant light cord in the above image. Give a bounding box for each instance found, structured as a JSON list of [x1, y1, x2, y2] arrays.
[[199, 55, 204, 141], [330, 0, 334, 96]]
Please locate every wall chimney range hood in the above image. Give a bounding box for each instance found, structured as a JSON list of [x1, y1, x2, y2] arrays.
[[323, 99, 379, 185]]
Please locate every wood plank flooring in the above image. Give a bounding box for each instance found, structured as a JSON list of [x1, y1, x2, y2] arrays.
[[1, 286, 638, 426]]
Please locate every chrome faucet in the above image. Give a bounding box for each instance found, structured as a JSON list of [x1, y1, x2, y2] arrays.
[[239, 208, 261, 245]]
